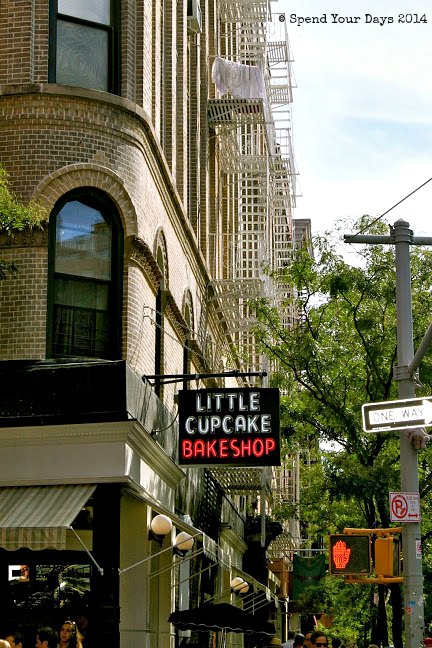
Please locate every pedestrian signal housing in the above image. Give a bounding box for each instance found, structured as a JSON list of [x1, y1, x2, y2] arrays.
[[329, 534, 372, 575], [374, 536, 400, 577]]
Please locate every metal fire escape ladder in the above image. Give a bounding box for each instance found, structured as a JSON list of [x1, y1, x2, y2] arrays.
[[266, 14, 298, 328], [267, 455, 302, 558], [207, 2, 297, 373]]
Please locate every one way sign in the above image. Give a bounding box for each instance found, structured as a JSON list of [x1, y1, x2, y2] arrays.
[[362, 396, 432, 433]]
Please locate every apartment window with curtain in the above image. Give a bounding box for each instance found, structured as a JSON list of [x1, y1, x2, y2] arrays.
[[49, 0, 119, 93], [47, 188, 123, 359]]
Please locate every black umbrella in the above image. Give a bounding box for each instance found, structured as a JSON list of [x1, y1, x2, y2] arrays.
[[168, 602, 275, 636]]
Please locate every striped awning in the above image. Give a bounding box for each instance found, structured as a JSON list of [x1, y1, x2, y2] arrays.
[[0, 484, 96, 550]]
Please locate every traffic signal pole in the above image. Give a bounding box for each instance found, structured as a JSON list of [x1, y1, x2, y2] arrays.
[[344, 219, 432, 648]]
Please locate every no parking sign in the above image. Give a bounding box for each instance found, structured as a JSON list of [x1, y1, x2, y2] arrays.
[[389, 492, 421, 522]]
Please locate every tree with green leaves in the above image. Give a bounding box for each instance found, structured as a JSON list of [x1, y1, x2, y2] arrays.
[[0, 164, 48, 278], [255, 217, 432, 646]]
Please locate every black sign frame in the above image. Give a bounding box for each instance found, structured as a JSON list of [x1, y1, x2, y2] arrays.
[[178, 387, 280, 466]]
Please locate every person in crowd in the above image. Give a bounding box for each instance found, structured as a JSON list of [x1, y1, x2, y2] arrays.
[[294, 633, 305, 647], [74, 611, 89, 647], [0, 640, 11, 648], [35, 628, 58, 648], [58, 621, 83, 648], [282, 631, 295, 648], [304, 631, 314, 648], [18, 566, 30, 582], [309, 632, 329, 648], [4, 630, 24, 648]]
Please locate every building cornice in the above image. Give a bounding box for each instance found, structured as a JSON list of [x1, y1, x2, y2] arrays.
[[220, 527, 248, 555], [0, 419, 185, 490]]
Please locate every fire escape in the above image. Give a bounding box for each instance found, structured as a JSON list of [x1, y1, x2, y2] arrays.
[[207, 2, 298, 375], [204, 2, 300, 560]]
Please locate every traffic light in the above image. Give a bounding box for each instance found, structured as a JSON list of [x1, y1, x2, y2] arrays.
[[374, 536, 400, 577], [329, 535, 372, 575]]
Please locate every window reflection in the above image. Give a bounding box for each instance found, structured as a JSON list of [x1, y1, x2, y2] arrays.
[[8, 564, 91, 608], [57, 21, 109, 91], [50, 190, 122, 359], [59, 0, 110, 25], [55, 200, 112, 280]]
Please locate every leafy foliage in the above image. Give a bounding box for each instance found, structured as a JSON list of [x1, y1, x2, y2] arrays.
[[0, 164, 48, 278], [296, 575, 373, 647], [255, 217, 432, 644]]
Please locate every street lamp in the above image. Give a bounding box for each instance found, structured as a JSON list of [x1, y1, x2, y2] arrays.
[[149, 514, 173, 545], [119, 518, 200, 576], [230, 576, 249, 594], [174, 531, 195, 556]]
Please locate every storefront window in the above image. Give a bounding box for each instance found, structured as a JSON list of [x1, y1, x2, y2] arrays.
[[8, 563, 91, 609]]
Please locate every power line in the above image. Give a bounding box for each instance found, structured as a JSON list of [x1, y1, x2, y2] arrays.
[[356, 176, 432, 236]]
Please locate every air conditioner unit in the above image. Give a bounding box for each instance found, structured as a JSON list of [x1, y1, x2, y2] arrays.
[[187, 0, 202, 33]]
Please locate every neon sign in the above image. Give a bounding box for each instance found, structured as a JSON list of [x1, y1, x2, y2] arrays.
[[178, 388, 280, 466]]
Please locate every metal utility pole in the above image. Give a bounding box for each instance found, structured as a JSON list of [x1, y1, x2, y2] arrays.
[[344, 219, 432, 648]]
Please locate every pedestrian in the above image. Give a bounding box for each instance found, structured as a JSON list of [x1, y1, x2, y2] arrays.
[[0, 640, 11, 648], [309, 632, 329, 648], [35, 628, 58, 648], [294, 634, 305, 648], [283, 631, 295, 648], [304, 631, 314, 648], [58, 621, 83, 648], [4, 631, 24, 648]]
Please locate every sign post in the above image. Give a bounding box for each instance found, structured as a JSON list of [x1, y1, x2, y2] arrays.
[[345, 220, 432, 648]]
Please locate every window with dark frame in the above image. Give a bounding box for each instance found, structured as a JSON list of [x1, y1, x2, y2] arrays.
[[49, 0, 119, 93], [6, 562, 92, 609], [47, 189, 123, 360]]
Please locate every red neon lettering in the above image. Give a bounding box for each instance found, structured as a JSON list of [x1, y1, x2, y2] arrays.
[[240, 439, 252, 455], [230, 439, 240, 458], [219, 439, 229, 457], [182, 440, 193, 458], [265, 438, 276, 453], [207, 439, 218, 457], [194, 439, 205, 457], [182, 437, 277, 460], [253, 438, 265, 457]]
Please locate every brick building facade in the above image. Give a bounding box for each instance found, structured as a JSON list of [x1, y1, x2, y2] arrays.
[[0, 1, 303, 646]]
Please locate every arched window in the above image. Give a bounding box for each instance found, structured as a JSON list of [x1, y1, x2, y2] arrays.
[[47, 188, 123, 359]]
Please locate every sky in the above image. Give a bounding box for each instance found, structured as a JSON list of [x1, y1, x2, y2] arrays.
[[278, 0, 432, 251]]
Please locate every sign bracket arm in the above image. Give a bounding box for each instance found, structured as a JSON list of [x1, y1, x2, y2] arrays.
[[143, 370, 267, 385], [409, 320, 432, 378]]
